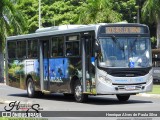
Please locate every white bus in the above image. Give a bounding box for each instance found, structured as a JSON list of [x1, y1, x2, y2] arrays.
[[6, 23, 153, 102], [152, 49, 160, 83]]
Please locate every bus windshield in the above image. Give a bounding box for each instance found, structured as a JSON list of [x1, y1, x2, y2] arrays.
[[98, 37, 152, 68]]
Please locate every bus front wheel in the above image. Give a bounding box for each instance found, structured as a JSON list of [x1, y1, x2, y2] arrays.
[[74, 81, 88, 103], [27, 78, 36, 98], [116, 94, 130, 102]]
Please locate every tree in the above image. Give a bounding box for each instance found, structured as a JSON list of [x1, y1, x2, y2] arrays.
[[0, 0, 26, 82], [113, 0, 138, 23], [78, 0, 122, 24], [42, 0, 81, 26], [16, 0, 85, 33], [15, 0, 38, 33], [142, 0, 160, 48]]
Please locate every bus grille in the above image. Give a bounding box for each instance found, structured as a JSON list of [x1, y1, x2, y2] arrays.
[[112, 82, 146, 85], [110, 71, 147, 77]]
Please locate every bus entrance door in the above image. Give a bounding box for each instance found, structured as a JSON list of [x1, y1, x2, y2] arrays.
[[41, 40, 50, 91], [81, 34, 92, 93]]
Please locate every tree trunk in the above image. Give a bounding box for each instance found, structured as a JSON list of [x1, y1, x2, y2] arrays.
[[0, 43, 4, 83], [157, 18, 160, 49]]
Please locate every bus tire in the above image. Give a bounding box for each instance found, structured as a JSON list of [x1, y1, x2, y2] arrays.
[[27, 78, 36, 98], [116, 94, 130, 102], [74, 80, 88, 103]]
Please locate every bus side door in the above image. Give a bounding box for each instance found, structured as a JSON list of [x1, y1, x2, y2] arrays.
[[81, 32, 95, 93]]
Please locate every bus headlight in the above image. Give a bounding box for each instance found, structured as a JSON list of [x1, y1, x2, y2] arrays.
[[98, 75, 105, 82], [105, 77, 112, 84], [147, 75, 153, 83], [98, 75, 112, 84]]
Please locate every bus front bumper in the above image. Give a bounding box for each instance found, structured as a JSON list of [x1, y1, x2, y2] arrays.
[[96, 77, 153, 95]]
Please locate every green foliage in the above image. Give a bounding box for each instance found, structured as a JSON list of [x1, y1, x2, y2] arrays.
[[42, 0, 78, 26], [78, 0, 122, 24], [113, 0, 138, 23], [0, 0, 26, 51], [16, 0, 84, 33], [10, 0, 159, 43], [151, 37, 157, 44], [15, 0, 150, 33], [142, 0, 160, 48], [16, 0, 39, 33], [151, 37, 157, 48], [149, 85, 160, 94], [142, 0, 160, 23]]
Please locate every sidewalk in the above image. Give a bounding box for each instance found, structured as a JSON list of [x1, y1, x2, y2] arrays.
[[0, 83, 6, 85], [137, 93, 160, 98]]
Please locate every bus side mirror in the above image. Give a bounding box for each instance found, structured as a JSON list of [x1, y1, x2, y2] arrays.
[[95, 41, 100, 53]]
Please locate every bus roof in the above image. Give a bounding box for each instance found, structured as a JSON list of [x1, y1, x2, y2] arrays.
[[6, 23, 148, 41], [7, 24, 100, 41]]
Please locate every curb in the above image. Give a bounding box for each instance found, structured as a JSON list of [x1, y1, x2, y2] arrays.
[[137, 93, 160, 98]]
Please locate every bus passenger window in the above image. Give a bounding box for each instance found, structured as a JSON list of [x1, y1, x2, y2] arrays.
[[66, 42, 79, 56], [52, 47, 57, 57], [58, 44, 63, 56], [17, 41, 26, 59], [65, 35, 80, 56], [28, 40, 38, 58], [73, 42, 79, 55], [52, 37, 64, 57], [66, 43, 72, 56], [8, 42, 16, 59], [57, 37, 64, 56]]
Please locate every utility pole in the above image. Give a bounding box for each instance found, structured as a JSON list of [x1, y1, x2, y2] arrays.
[[137, 0, 141, 23], [39, 0, 41, 28]]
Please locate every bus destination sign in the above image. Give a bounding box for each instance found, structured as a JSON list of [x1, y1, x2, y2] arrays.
[[105, 27, 142, 34]]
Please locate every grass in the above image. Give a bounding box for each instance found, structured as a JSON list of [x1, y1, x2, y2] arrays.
[[148, 85, 160, 94]]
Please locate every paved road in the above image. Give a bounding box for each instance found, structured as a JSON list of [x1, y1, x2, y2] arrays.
[[0, 84, 160, 119]]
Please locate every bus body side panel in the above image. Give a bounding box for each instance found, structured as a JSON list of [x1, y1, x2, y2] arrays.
[[7, 59, 25, 89], [7, 59, 41, 90], [49, 58, 70, 93], [24, 59, 40, 91]]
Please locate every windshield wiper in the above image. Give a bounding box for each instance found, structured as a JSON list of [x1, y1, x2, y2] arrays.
[[111, 35, 117, 43], [111, 36, 124, 51]]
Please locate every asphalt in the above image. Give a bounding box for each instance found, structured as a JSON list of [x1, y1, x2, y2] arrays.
[[0, 82, 160, 103]]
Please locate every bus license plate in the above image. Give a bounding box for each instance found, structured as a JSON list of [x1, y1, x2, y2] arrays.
[[125, 86, 135, 90]]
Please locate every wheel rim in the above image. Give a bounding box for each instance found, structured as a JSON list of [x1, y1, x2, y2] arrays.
[[75, 85, 82, 101], [28, 81, 33, 95]]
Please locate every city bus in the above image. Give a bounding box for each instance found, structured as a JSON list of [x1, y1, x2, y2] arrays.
[[5, 23, 153, 102], [152, 49, 160, 83]]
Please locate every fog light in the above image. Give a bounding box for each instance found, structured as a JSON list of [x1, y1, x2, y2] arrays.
[[142, 86, 145, 89], [115, 87, 118, 91]]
